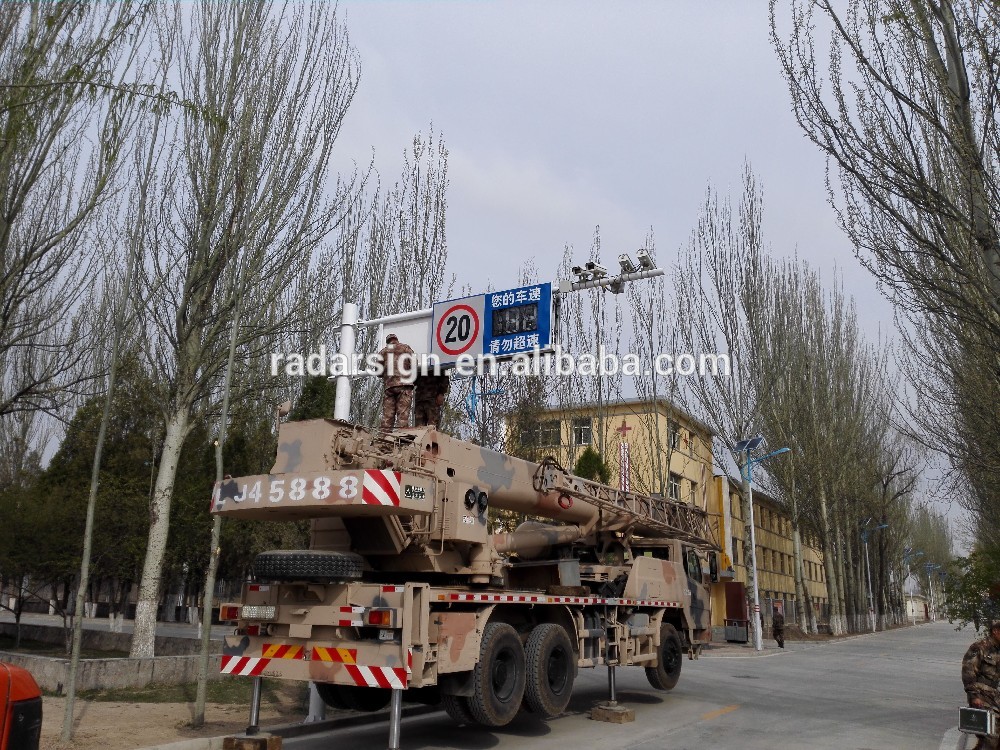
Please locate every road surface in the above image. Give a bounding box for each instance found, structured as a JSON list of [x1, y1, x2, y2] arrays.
[[284, 621, 969, 750]]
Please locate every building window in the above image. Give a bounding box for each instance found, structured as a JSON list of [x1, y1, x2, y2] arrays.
[[668, 423, 681, 451], [689, 480, 698, 505], [535, 420, 560, 446], [668, 473, 681, 502], [731, 536, 740, 567], [572, 417, 592, 446], [780, 554, 786, 574]]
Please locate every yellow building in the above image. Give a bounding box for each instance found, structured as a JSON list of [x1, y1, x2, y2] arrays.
[[529, 398, 715, 510], [714, 476, 829, 629], [532, 397, 829, 632]]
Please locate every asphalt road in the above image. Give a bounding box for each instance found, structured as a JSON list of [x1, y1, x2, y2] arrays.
[[284, 621, 970, 750]]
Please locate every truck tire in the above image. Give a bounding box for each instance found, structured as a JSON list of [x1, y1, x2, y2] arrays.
[[315, 682, 351, 710], [524, 623, 575, 717], [252, 550, 363, 582], [645, 622, 683, 691], [340, 686, 391, 712], [441, 693, 477, 725], [467, 622, 526, 727]]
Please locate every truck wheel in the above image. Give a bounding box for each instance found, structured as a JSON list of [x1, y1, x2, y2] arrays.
[[340, 685, 391, 712], [252, 550, 363, 582], [467, 622, 526, 727], [645, 622, 683, 690], [315, 682, 351, 710], [524, 623, 575, 717], [441, 693, 477, 725]]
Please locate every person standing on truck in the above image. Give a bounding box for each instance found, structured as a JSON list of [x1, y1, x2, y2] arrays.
[[962, 620, 1000, 750], [772, 606, 785, 649], [413, 372, 450, 426], [377, 333, 415, 430]]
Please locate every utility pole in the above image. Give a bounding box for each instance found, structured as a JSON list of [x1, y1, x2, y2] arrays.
[[736, 437, 790, 651]]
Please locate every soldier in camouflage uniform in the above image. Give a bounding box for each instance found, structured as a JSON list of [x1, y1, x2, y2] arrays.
[[963, 621, 1000, 750], [413, 372, 450, 427], [377, 334, 415, 430]]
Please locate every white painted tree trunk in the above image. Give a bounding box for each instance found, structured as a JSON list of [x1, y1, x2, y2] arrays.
[[818, 485, 845, 636], [129, 407, 190, 658]]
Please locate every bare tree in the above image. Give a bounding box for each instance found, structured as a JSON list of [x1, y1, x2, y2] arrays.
[[674, 167, 768, 643], [129, 1, 361, 658], [626, 232, 684, 498], [0, 2, 149, 418], [770, 0, 1000, 551], [552, 231, 625, 468], [771, 0, 1000, 324], [339, 128, 451, 427]]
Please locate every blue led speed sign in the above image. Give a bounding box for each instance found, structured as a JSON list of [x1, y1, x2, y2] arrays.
[[430, 282, 553, 366]]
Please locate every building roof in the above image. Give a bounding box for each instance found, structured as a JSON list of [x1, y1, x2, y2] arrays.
[[539, 397, 715, 438]]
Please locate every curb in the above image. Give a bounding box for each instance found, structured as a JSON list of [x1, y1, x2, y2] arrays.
[[138, 704, 440, 750]]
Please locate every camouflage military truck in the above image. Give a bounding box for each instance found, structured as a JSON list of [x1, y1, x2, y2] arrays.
[[213, 418, 720, 728]]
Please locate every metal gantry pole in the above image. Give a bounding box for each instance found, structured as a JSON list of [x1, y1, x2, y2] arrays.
[[335, 302, 406, 750], [334, 302, 358, 422]]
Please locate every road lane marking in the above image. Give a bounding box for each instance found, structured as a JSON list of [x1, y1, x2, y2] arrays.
[[701, 704, 740, 721]]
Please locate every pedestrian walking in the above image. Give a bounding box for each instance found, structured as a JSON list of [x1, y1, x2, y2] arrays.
[[963, 621, 1000, 750], [772, 607, 785, 649]]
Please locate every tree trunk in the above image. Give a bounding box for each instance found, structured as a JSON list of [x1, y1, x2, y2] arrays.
[[819, 485, 844, 635], [194, 291, 243, 726], [833, 519, 850, 632], [130, 406, 190, 658], [792, 522, 809, 632]]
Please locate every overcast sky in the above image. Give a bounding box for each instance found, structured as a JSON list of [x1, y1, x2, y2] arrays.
[[326, 2, 968, 539], [332, 0, 895, 338]]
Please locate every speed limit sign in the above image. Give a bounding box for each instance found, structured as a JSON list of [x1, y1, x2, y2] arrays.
[[430, 294, 485, 365], [436, 304, 480, 356]]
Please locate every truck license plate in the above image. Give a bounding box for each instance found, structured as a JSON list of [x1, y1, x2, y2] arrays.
[[378, 629, 394, 641]]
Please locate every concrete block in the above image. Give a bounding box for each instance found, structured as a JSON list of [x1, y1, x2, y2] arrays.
[[223, 734, 282, 750], [590, 702, 635, 723]]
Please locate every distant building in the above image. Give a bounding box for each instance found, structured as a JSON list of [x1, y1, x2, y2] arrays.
[[530, 397, 832, 632], [714, 476, 830, 629], [905, 592, 930, 623], [527, 397, 714, 505]]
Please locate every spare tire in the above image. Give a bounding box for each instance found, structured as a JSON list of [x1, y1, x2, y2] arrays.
[[252, 550, 364, 582]]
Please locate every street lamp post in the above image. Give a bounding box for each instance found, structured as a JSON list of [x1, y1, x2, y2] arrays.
[[736, 437, 790, 652], [861, 520, 888, 632]]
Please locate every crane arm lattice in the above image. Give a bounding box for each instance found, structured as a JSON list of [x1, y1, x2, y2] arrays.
[[533, 458, 720, 549]]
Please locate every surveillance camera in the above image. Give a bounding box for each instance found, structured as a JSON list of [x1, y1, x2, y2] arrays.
[[636, 248, 654, 270], [585, 261, 608, 278], [618, 254, 637, 274], [571, 265, 584, 276]]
